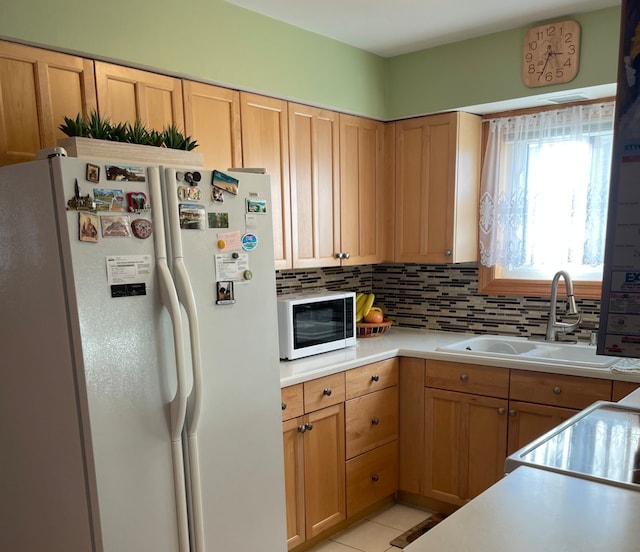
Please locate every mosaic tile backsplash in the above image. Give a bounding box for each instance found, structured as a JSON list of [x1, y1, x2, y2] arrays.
[[276, 263, 601, 343]]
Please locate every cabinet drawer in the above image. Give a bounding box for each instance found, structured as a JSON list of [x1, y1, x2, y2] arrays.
[[612, 380, 640, 402], [426, 360, 509, 398], [345, 387, 398, 459], [281, 384, 304, 422], [510, 370, 612, 409], [346, 358, 398, 400], [346, 440, 398, 517], [303, 372, 345, 413]]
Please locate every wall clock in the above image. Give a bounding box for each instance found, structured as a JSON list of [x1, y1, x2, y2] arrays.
[[523, 20, 581, 87]]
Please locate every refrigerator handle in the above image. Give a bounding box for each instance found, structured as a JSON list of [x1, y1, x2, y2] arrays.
[[163, 167, 206, 551], [148, 167, 191, 552]]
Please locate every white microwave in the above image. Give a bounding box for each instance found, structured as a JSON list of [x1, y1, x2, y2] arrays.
[[277, 290, 357, 360]]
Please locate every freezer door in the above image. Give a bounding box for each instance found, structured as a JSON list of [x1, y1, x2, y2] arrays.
[[52, 157, 187, 552]]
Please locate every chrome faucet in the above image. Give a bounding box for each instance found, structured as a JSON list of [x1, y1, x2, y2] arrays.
[[545, 271, 581, 341]]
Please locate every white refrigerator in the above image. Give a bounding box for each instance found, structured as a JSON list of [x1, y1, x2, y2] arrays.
[[0, 152, 287, 552]]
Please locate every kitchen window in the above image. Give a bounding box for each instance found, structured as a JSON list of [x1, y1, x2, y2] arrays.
[[478, 100, 615, 299]]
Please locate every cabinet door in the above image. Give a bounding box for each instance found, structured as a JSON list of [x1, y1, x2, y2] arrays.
[[282, 418, 305, 550], [182, 81, 241, 170], [240, 92, 291, 269], [304, 404, 346, 539], [339, 114, 384, 265], [94, 61, 184, 131], [289, 103, 340, 268], [507, 401, 578, 456], [0, 40, 97, 166], [425, 388, 507, 505], [394, 112, 480, 264]]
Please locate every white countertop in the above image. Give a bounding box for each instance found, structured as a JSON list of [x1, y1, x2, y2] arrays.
[[280, 327, 640, 387], [404, 465, 640, 552]]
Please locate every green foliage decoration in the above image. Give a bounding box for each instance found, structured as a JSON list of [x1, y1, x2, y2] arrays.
[[59, 113, 199, 151]]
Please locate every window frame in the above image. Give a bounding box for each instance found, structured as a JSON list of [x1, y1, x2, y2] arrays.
[[477, 98, 615, 301]]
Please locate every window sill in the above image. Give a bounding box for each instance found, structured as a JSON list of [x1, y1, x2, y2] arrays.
[[478, 264, 602, 300]]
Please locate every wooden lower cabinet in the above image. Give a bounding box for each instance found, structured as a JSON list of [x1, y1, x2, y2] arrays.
[[282, 417, 306, 549], [507, 401, 578, 456], [282, 399, 345, 550], [303, 404, 346, 538], [424, 388, 508, 505]]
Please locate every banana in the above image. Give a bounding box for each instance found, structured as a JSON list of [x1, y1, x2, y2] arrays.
[[361, 293, 375, 319], [355, 292, 369, 322], [355, 299, 365, 322]]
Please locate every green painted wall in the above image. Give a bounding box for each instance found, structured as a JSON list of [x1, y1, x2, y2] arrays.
[[0, 2, 622, 120], [0, 0, 388, 119], [386, 7, 622, 119]]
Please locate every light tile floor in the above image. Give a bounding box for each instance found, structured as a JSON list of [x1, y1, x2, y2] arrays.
[[306, 503, 434, 552]]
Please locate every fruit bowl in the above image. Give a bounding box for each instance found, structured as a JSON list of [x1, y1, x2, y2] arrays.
[[356, 318, 393, 338]]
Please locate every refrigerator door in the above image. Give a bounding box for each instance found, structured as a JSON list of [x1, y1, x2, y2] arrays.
[[52, 157, 188, 552], [163, 167, 288, 551]]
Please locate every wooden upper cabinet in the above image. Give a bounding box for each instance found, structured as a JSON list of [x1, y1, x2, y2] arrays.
[[240, 92, 291, 270], [394, 111, 481, 264], [339, 114, 384, 265], [0, 40, 97, 166], [94, 61, 184, 131], [288, 103, 341, 268], [182, 81, 241, 170]]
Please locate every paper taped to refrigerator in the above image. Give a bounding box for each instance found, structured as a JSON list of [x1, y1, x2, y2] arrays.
[[106, 255, 152, 285], [215, 253, 249, 282]]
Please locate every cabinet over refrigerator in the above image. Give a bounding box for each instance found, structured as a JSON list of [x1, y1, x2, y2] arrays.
[[0, 151, 287, 551]]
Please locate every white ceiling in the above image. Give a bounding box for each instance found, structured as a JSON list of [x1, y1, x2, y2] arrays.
[[226, 0, 620, 58]]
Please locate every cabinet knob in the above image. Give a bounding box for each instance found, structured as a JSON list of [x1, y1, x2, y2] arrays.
[[305, 422, 314, 431], [371, 374, 380, 382], [371, 417, 380, 425], [509, 410, 517, 417], [343, 252, 350, 259], [281, 402, 287, 411], [444, 249, 452, 257], [334, 252, 344, 259], [498, 408, 506, 415], [371, 474, 379, 482], [553, 386, 562, 394], [297, 424, 306, 433], [323, 388, 332, 397], [460, 374, 469, 382]]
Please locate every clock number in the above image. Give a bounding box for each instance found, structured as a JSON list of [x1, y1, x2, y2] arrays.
[[546, 26, 556, 37], [563, 32, 574, 43], [564, 58, 572, 68], [525, 52, 533, 63], [528, 63, 536, 75], [544, 71, 553, 82], [567, 44, 576, 55], [527, 40, 538, 51], [556, 68, 564, 79]]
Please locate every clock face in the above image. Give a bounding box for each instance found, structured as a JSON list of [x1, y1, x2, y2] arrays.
[[523, 20, 581, 88]]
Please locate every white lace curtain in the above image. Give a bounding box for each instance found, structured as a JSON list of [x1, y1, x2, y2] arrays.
[[479, 101, 615, 270]]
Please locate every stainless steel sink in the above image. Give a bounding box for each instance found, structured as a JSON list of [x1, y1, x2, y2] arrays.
[[437, 335, 618, 369]]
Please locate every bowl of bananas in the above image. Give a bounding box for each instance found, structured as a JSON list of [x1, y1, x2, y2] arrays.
[[355, 293, 393, 338]]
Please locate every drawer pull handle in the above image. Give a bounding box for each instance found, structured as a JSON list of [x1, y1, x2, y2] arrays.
[[323, 388, 332, 396], [371, 417, 380, 425], [371, 374, 380, 382], [371, 474, 379, 482], [498, 408, 505, 415], [281, 402, 287, 411], [297, 424, 306, 433], [553, 386, 562, 394], [509, 410, 516, 417], [460, 374, 469, 382], [305, 422, 314, 431]]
